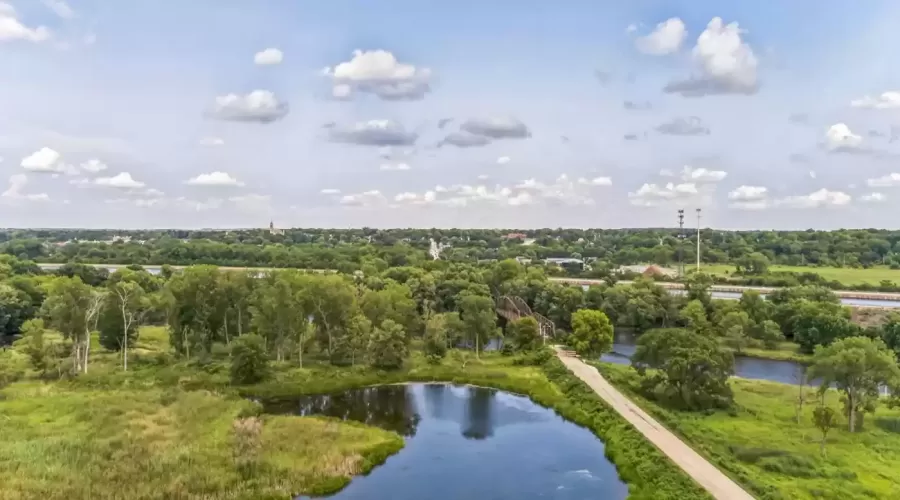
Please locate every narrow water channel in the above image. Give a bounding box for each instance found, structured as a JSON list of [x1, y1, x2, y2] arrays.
[[263, 384, 629, 500], [602, 330, 808, 385]]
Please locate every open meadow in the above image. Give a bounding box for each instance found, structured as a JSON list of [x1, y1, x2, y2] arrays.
[[701, 264, 900, 286], [596, 361, 900, 500]]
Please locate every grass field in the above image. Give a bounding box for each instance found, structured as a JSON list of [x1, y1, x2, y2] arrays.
[[0, 327, 404, 500], [596, 361, 900, 500], [701, 264, 900, 286]]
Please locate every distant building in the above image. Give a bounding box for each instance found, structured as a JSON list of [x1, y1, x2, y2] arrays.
[[544, 257, 586, 271], [428, 238, 451, 260], [503, 232, 528, 240], [616, 264, 678, 278], [268, 221, 285, 236]]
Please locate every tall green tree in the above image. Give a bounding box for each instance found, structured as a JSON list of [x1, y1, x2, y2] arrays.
[[719, 311, 752, 354], [506, 316, 541, 352], [250, 271, 310, 362], [739, 290, 771, 325], [808, 336, 900, 432], [307, 274, 357, 359], [368, 319, 408, 370], [423, 313, 449, 363], [360, 282, 419, 335], [42, 276, 102, 374], [103, 280, 145, 371], [569, 309, 614, 358], [458, 293, 498, 358], [753, 319, 785, 349], [165, 265, 226, 357], [812, 404, 837, 457], [681, 300, 711, 336], [230, 334, 270, 384], [632, 328, 734, 411], [0, 283, 30, 337]]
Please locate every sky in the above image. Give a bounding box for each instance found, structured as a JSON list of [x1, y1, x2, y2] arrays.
[[2, 0, 900, 230]]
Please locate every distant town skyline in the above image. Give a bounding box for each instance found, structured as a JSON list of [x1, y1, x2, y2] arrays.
[[2, 0, 900, 229]]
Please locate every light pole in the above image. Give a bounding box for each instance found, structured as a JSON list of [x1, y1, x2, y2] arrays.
[[677, 209, 685, 276], [695, 208, 702, 271]]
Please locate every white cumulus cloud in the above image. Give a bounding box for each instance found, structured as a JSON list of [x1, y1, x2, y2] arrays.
[[0, 2, 51, 42], [21, 147, 67, 173], [824, 123, 863, 151], [851, 91, 900, 109], [635, 17, 687, 55], [728, 185, 768, 201], [185, 171, 245, 187], [1, 174, 49, 201], [861, 192, 886, 202], [379, 162, 411, 171], [340, 189, 387, 207], [681, 166, 727, 183], [209, 90, 288, 123], [778, 188, 851, 208], [867, 173, 900, 187], [325, 49, 432, 101], [94, 172, 145, 189], [577, 176, 613, 186], [254, 47, 283, 65], [664, 17, 759, 96], [80, 159, 108, 173]]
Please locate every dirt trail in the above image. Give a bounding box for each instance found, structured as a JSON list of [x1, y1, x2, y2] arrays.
[[555, 350, 755, 500]]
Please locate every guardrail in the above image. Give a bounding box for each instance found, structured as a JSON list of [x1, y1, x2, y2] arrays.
[[550, 277, 900, 302]]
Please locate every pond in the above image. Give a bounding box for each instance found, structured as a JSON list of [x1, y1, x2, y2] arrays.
[[262, 383, 629, 500], [602, 330, 808, 385]]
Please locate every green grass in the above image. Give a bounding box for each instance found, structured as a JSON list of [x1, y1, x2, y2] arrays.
[[595, 361, 900, 500], [0, 383, 402, 500], [702, 264, 900, 286], [726, 341, 811, 363], [0, 326, 711, 500]]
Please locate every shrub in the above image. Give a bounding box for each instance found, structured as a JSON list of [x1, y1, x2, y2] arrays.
[[230, 334, 270, 385]]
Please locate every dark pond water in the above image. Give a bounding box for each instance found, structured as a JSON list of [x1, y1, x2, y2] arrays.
[[263, 383, 629, 500], [602, 331, 892, 396], [601, 330, 808, 385]]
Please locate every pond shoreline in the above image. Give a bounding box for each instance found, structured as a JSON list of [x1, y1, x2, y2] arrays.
[[238, 357, 711, 500]]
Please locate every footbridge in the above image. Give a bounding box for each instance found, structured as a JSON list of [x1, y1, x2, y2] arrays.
[[495, 295, 556, 340]]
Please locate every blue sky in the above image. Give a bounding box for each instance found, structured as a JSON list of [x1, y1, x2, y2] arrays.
[[2, 0, 900, 229]]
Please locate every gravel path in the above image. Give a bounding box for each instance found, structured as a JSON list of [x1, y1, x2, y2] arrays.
[[555, 350, 756, 500]]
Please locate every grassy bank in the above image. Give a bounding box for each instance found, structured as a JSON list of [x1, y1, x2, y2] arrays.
[[595, 361, 900, 500], [0, 382, 402, 500], [0, 326, 711, 500], [729, 341, 811, 364]]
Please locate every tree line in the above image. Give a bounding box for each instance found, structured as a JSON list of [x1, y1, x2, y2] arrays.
[[7, 226, 900, 272], [4, 252, 900, 439]]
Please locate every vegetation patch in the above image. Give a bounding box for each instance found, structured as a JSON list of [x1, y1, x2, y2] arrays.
[[595, 361, 900, 500]]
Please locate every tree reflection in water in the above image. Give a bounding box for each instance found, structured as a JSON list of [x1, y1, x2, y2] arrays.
[[262, 384, 506, 440], [263, 385, 421, 437], [461, 386, 496, 440]]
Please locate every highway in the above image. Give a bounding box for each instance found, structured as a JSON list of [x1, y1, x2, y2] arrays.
[[551, 277, 900, 308], [35, 263, 900, 308]]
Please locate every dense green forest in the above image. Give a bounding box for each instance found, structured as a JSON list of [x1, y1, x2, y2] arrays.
[[4, 227, 900, 269]]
